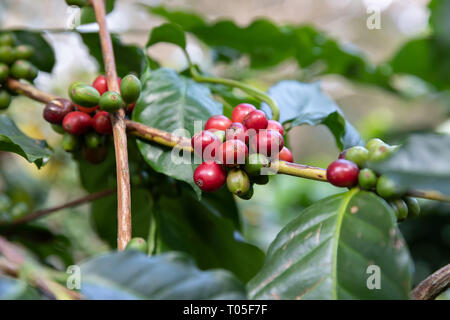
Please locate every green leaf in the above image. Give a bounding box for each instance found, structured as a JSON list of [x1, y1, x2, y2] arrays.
[[147, 23, 186, 49], [0, 275, 41, 300], [80, 250, 246, 299], [155, 184, 264, 283], [11, 30, 55, 73], [79, 0, 115, 25], [248, 190, 413, 300], [262, 81, 363, 150], [80, 32, 146, 77], [132, 67, 222, 195], [0, 115, 51, 168], [367, 134, 450, 196]]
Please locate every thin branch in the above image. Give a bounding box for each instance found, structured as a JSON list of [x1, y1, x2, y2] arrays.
[[6, 78, 57, 103], [5, 79, 450, 203], [2, 189, 115, 226], [91, 0, 131, 251], [412, 264, 450, 300]]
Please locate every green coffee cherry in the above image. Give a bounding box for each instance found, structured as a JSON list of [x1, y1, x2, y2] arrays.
[[0, 90, 11, 110], [0, 33, 15, 46], [245, 153, 269, 176], [99, 91, 124, 112], [51, 124, 66, 134], [65, 0, 89, 7], [237, 184, 254, 200], [404, 197, 420, 218], [345, 146, 369, 167], [0, 63, 9, 82], [120, 74, 141, 104], [13, 45, 34, 60], [366, 138, 386, 153], [11, 60, 38, 80], [0, 194, 12, 212], [84, 131, 102, 149], [227, 168, 251, 196], [68, 81, 84, 98], [389, 199, 408, 221], [69, 83, 100, 107], [10, 202, 28, 220], [211, 130, 225, 142], [125, 237, 148, 253], [368, 144, 393, 162], [252, 174, 269, 185], [0, 46, 14, 64], [376, 175, 403, 199], [61, 133, 80, 152], [358, 168, 377, 190]]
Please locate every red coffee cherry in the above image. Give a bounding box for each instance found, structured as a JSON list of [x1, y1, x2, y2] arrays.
[[92, 75, 122, 95], [62, 111, 92, 135], [43, 98, 75, 124], [231, 103, 256, 123], [218, 139, 248, 167], [191, 130, 220, 159], [243, 110, 268, 131], [266, 119, 284, 135], [193, 161, 226, 192], [278, 146, 293, 162], [226, 122, 248, 143], [204, 115, 232, 131], [93, 111, 112, 134], [249, 129, 284, 157], [126, 102, 136, 114], [326, 159, 359, 188], [76, 104, 98, 114]]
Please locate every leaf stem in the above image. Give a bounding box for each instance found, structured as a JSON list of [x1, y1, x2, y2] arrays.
[[91, 0, 131, 251]]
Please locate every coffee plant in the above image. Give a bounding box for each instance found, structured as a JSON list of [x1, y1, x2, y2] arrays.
[[0, 0, 449, 300]]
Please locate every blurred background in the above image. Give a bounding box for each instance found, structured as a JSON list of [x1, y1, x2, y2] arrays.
[[0, 0, 449, 292]]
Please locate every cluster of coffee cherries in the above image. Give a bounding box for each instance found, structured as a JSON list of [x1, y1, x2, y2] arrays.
[[42, 74, 141, 164], [192, 103, 293, 200], [0, 194, 29, 224], [0, 32, 38, 110], [326, 138, 420, 221]]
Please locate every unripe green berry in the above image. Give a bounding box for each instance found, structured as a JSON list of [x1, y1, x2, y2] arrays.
[[0, 46, 14, 64], [252, 174, 269, 185], [65, 0, 89, 7], [13, 45, 34, 60], [237, 184, 254, 200], [120, 74, 141, 104], [61, 132, 80, 152], [366, 138, 386, 153], [0, 90, 11, 110], [125, 237, 148, 253], [358, 168, 377, 190], [389, 199, 408, 221], [211, 130, 225, 142], [0, 63, 9, 82], [69, 83, 100, 107], [245, 153, 269, 176], [376, 175, 403, 199], [84, 131, 102, 149], [0, 33, 15, 46], [368, 144, 393, 162], [51, 124, 66, 134], [10, 202, 28, 220], [227, 168, 251, 196], [11, 60, 38, 80], [99, 91, 124, 112], [404, 197, 420, 218], [345, 146, 369, 167]]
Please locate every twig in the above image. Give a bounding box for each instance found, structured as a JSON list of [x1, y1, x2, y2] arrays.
[[412, 264, 450, 300], [6, 78, 57, 103], [2, 189, 115, 226], [5, 79, 450, 203], [91, 0, 131, 251]]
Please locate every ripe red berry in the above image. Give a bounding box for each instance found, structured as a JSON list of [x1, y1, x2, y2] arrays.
[[249, 129, 284, 157], [204, 115, 232, 131], [266, 120, 284, 135], [193, 161, 226, 192], [43, 98, 74, 124], [218, 139, 248, 167], [92, 75, 108, 95], [191, 130, 220, 160], [76, 104, 98, 114], [226, 122, 248, 143], [62, 111, 92, 135], [278, 146, 293, 162], [93, 111, 112, 134], [231, 103, 256, 123], [326, 159, 359, 188], [126, 102, 136, 114], [243, 110, 268, 131]]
